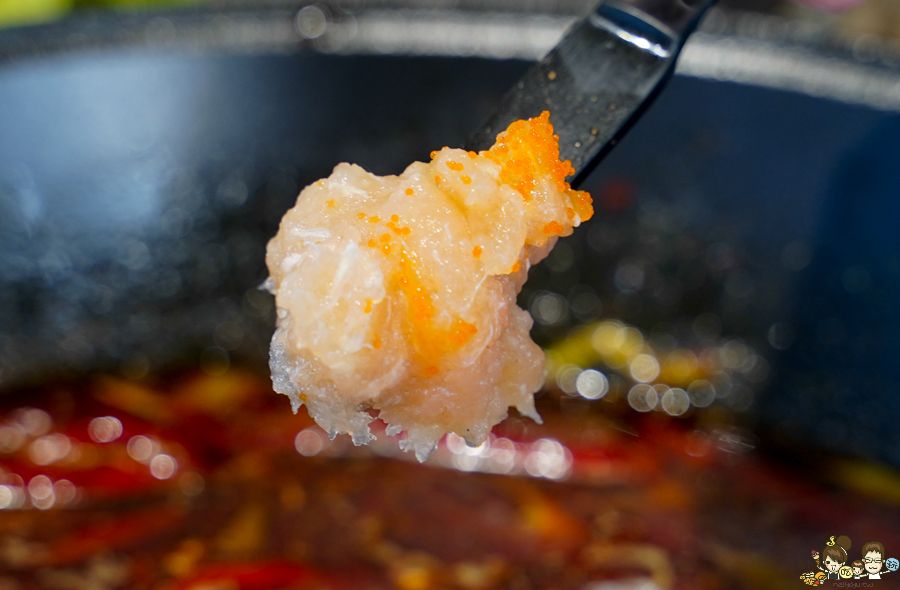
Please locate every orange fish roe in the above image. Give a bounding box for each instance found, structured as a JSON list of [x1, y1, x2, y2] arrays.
[[484, 110, 594, 221], [266, 112, 588, 461], [393, 249, 478, 371], [448, 318, 478, 347], [569, 189, 593, 221], [543, 221, 564, 235]]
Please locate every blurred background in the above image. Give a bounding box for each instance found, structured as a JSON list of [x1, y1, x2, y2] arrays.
[[0, 0, 899, 37], [3, 0, 900, 588], [3, 0, 900, 465]]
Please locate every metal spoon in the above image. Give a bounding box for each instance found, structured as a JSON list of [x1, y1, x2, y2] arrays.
[[465, 0, 717, 187]]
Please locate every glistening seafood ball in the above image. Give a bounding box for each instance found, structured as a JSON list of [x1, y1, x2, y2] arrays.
[[266, 112, 593, 460]]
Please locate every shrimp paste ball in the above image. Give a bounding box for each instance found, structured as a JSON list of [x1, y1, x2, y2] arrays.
[[266, 112, 593, 461]]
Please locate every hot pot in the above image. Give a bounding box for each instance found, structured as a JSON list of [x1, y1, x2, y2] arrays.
[[2, 3, 900, 588]]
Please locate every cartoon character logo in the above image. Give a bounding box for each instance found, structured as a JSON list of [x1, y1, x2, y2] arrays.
[[803, 536, 897, 584], [860, 541, 898, 580], [804, 536, 852, 585], [814, 535, 852, 580], [800, 571, 827, 586]]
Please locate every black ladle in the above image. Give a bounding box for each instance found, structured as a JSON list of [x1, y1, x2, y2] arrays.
[[466, 0, 717, 187]]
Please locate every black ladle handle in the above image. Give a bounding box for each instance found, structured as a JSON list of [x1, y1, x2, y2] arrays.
[[465, 0, 717, 187]]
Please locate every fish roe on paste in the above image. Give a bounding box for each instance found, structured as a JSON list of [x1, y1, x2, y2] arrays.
[[265, 111, 593, 461]]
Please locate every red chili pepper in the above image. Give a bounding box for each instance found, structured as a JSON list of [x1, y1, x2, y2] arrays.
[[161, 561, 323, 590], [46, 505, 186, 567]]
